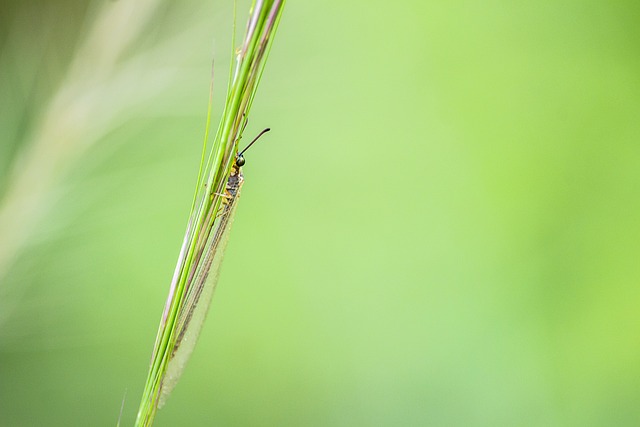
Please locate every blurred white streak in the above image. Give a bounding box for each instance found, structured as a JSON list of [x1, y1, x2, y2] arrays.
[[0, 0, 165, 315]]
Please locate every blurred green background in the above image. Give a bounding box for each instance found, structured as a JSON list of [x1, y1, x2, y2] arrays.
[[2, 1, 640, 426]]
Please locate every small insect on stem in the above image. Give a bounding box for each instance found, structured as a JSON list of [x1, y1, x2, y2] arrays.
[[156, 127, 272, 407]]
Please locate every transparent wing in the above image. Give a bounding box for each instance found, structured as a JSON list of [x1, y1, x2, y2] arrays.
[[158, 183, 242, 407]]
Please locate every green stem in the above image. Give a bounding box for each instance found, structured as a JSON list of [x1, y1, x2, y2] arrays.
[[134, 1, 285, 426]]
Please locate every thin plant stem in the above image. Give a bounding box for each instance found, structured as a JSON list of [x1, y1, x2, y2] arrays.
[[134, 1, 285, 425]]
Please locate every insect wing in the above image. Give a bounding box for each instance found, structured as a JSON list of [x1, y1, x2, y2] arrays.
[[158, 175, 243, 406]]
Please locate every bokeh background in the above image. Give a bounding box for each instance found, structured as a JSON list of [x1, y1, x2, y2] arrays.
[[2, 1, 640, 426]]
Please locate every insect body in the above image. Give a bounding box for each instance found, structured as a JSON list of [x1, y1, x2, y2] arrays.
[[157, 129, 270, 406]]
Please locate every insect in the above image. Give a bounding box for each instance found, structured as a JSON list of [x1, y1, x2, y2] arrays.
[[157, 128, 271, 406]]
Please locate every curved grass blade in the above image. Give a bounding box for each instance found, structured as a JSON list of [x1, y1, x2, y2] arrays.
[[134, 1, 285, 426]]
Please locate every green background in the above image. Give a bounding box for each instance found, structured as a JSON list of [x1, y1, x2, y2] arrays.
[[2, 1, 640, 426]]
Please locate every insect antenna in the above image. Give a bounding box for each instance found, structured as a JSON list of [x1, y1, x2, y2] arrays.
[[238, 128, 271, 157], [236, 128, 270, 166]]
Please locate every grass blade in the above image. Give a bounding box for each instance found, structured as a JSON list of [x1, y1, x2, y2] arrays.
[[134, 1, 285, 425]]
